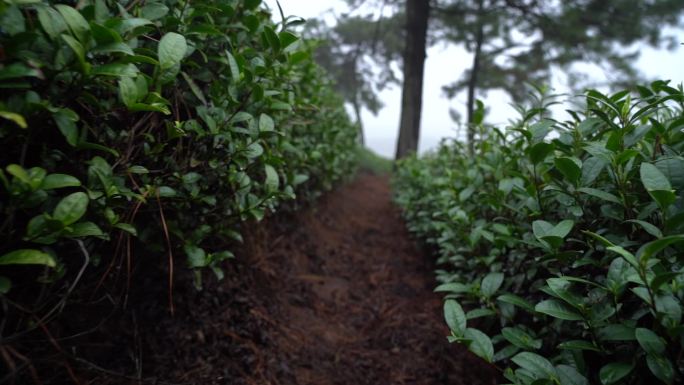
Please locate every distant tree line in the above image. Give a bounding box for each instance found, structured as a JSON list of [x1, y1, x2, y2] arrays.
[[306, 0, 684, 158]]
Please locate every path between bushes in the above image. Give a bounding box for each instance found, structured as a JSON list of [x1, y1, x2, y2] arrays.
[[92, 173, 497, 385]]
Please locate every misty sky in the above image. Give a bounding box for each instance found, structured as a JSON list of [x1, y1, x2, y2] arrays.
[[265, 0, 684, 158]]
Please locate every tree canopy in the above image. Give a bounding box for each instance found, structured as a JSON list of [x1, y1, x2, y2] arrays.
[[304, 11, 403, 144], [308, 0, 684, 157]]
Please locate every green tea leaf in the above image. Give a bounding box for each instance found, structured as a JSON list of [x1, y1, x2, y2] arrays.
[[528, 142, 554, 164], [6, 164, 31, 184], [615, 149, 639, 165], [641, 163, 676, 208], [91, 42, 135, 56], [226, 50, 240, 83], [0, 5, 25, 35], [466, 308, 496, 319], [583, 230, 615, 247], [555, 157, 582, 184], [598, 324, 636, 341], [635, 328, 665, 355], [435, 282, 470, 293], [650, 272, 681, 291], [141, 3, 169, 20], [631, 286, 652, 304], [502, 327, 542, 350], [481, 272, 504, 297], [116, 18, 155, 35], [583, 142, 613, 163], [529, 119, 554, 142], [181, 71, 207, 105], [599, 362, 633, 385], [444, 299, 466, 336], [556, 364, 588, 385], [581, 156, 606, 186], [245, 142, 264, 158], [278, 31, 299, 48], [127, 166, 149, 174], [625, 219, 662, 238], [53, 108, 80, 146], [54, 4, 90, 43], [0, 111, 27, 128], [464, 328, 493, 362], [293, 174, 309, 186], [65, 221, 105, 238], [535, 299, 583, 321], [646, 354, 674, 384], [533, 220, 553, 239], [245, 0, 262, 10], [263, 26, 281, 51], [578, 188, 621, 204], [53, 192, 88, 225], [649, 190, 677, 209], [497, 293, 535, 312], [119, 77, 139, 107], [92, 63, 138, 77], [534, 220, 573, 249], [157, 186, 177, 197], [231, 111, 253, 124], [655, 156, 684, 191], [0, 249, 55, 267], [158, 32, 187, 69], [444, 299, 467, 337], [512, 352, 557, 379], [546, 278, 583, 308], [459, 186, 475, 202], [264, 164, 279, 191], [41, 174, 81, 190], [114, 223, 138, 236], [557, 340, 600, 352], [259, 113, 275, 132], [62, 33, 88, 69], [185, 244, 207, 268], [606, 245, 639, 269], [655, 294, 681, 328], [638, 235, 684, 262], [549, 220, 574, 238], [182, 172, 201, 184], [36, 5, 67, 39]]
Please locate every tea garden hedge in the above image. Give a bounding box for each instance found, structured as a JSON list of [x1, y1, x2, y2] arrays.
[[0, 0, 357, 325], [395, 83, 684, 385]]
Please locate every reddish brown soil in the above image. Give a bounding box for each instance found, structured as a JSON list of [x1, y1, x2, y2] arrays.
[[14, 174, 498, 384], [239, 173, 498, 385]]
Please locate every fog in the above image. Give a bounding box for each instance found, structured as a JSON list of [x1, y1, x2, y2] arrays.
[[266, 0, 684, 158]]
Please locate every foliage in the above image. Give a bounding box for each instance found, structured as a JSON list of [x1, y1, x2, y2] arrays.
[[0, 0, 357, 299], [306, 15, 401, 111], [395, 81, 684, 384], [356, 146, 392, 175], [304, 12, 403, 140], [436, 0, 684, 106]]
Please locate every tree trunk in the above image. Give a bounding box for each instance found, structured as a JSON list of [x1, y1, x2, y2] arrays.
[[348, 45, 365, 146], [351, 96, 365, 145], [394, 0, 430, 159], [466, 0, 485, 155]]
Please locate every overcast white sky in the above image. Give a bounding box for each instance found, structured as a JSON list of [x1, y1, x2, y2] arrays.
[[265, 0, 684, 158]]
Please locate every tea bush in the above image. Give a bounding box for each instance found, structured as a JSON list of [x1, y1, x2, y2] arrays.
[[0, 0, 357, 298], [395, 82, 684, 384]]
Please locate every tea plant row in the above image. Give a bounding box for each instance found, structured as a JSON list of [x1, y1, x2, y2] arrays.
[[395, 83, 684, 384], [0, 0, 357, 296]]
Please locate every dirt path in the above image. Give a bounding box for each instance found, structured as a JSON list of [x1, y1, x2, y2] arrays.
[[245, 173, 496, 385], [85, 174, 496, 385]]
